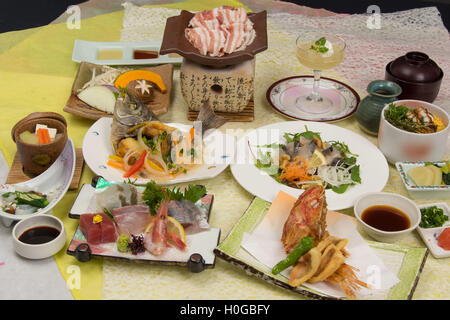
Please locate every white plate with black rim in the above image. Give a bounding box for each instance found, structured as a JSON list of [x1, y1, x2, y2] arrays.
[[230, 121, 389, 210], [266, 76, 360, 122]]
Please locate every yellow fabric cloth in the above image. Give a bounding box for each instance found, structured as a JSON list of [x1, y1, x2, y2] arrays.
[[0, 0, 247, 300]]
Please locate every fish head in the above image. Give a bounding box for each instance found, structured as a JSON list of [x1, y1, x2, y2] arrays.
[[114, 92, 156, 126]]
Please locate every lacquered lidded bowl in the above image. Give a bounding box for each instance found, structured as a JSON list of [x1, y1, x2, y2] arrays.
[[12, 112, 68, 176], [385, 52, 443, 102]]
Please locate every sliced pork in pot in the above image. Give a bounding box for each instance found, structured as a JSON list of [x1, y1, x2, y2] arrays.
[[185, 6, 256, 57]]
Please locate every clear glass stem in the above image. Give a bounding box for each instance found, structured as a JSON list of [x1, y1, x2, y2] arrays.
[[308, 70, 322, 102]]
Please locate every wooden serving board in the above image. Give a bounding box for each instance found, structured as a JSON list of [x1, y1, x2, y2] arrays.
[[6, 148, 84, 190], [188, 97, 254, 122], [64, 62, 174, 120]]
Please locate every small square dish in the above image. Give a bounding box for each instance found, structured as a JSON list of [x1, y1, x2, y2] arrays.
[[395, 161, 450, 200], [72, 40, 183, 65], [417, 203, 450, 258]]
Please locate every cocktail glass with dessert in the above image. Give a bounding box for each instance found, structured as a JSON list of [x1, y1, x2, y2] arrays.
[[295, 32, 346, 114]]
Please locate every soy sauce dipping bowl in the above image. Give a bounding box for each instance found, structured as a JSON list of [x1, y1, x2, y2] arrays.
[[12, 215, 66, 259], [354, 192, 420, 243]]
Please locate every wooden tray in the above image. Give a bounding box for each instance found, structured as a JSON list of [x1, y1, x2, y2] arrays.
[[6, 148, 84, 190], [64, 62, 174, 120], [188, 97, 254, 122]]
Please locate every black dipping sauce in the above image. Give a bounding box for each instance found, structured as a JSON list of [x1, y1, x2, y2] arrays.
[[18, 226, 60, 245]]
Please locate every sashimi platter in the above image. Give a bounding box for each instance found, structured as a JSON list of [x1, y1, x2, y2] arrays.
[[5, 3, 450, 300], [67, 180, 220, 270]]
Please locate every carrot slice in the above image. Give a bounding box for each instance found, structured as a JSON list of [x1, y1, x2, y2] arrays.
[[41, 129, 51, 143], [37, 128, 51, 144], [279, 160, 312, 182], [108, 155, 123, 163], [107, 160, 124, 170], [36, 129, 47, 144]]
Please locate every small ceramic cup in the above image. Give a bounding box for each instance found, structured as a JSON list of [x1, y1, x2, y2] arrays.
[[12, 112, 68, 176], [12, 214, 66, 259], [356, 80, 402, 135], [354, 192, 420, 243]]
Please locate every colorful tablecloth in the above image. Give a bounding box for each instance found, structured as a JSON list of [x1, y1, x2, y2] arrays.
[[0, 0, 448, 300]]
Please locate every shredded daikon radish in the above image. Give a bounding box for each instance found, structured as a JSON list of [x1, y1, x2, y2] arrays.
[[317, 164, 356, 187], [80, 67, 128, 90]]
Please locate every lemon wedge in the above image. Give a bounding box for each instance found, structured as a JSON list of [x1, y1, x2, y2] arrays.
[[144, 216, 186, 244], [308, 149, 328, 169]]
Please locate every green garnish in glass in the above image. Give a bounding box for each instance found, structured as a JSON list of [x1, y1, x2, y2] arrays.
[[310, 37, 329, 53]]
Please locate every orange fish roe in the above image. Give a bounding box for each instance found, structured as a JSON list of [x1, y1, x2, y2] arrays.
[[437, 227, 450, 251], [433, 116, 446, 132]]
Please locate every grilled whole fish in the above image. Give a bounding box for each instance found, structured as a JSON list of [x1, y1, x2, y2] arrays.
[[111, 92, 156, 153]]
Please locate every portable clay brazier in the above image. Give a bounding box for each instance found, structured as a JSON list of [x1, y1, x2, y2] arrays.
[[180, 58, 255, 113]]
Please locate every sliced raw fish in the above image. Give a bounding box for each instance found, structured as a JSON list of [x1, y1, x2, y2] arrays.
[[112, 205, 153, 236], [96, 183, 139, 212], [168, 200, 210, 229], [322, 146, 344, 166], [297, 140, 317, 159], [80, 213, 117, 245]]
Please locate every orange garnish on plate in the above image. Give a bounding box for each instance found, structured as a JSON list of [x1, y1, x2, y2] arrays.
[[279, 160, 312, 183]]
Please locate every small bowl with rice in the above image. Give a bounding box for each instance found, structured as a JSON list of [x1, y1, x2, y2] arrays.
[[378, 100, 449, 163]]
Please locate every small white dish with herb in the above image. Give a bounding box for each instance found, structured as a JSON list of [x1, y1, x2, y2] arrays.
[[416, 203, 450, 258], [395, 161, 450, 200]]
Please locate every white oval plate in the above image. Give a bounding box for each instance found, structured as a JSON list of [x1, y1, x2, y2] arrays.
[[82, 117, 235, 185], [230, 121, 389, 210], [0, 139, 76, 223]]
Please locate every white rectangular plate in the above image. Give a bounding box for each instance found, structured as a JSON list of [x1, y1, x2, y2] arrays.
[[67, 184, 220, 268], [72, 40, 183, 65]]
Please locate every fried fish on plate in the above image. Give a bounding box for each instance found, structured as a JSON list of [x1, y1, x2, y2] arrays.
[[281, 185, 370, 299]]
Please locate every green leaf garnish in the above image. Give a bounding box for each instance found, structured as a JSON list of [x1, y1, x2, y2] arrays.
[[283, 126, 322, 143], [330, 141, 358, 157], [310, 37, 329, 53], [332, 184, 350, 194], [351, 165, 361, 184], [142, 181, 207, 215]]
